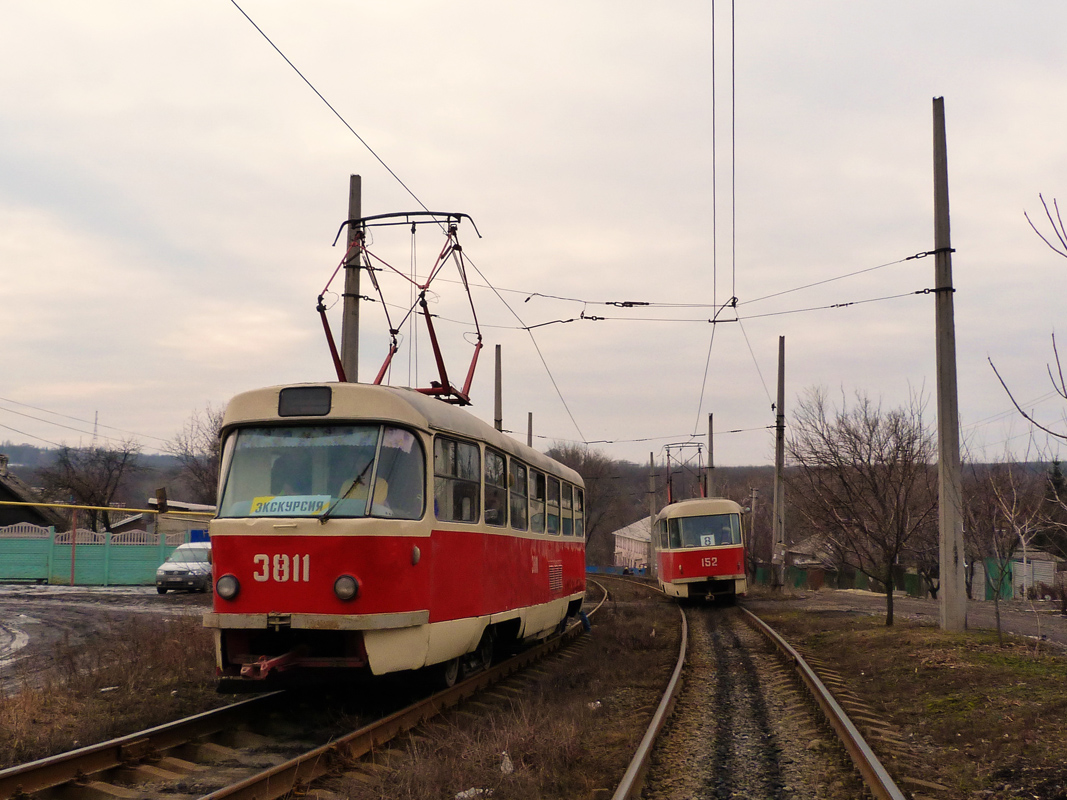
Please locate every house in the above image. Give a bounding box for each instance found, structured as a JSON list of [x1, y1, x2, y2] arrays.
[[0, 454, 67, 529], [786, 533, 837, 570], [110, 496, 215, 542], [612, 515, 652, 570]]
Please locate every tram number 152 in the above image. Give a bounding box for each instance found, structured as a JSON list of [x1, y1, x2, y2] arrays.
[[253, 553, 311, 583], [701, 556, 718, 568]]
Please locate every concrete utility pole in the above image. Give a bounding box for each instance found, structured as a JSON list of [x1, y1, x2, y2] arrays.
[[648, 452, 657, 578], [340, 175, 362, 383], [771, 336, 786, 589], [527, 412, 533, 448], [933, 97, 967, 632], [706, 413, 716, 497], [494, 344, 503, 432]]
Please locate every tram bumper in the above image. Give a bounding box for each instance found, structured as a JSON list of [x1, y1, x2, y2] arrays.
[[205, 610, 431, 681]]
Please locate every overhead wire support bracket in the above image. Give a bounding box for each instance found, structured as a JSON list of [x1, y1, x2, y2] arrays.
[[332, 211, 481, 245]]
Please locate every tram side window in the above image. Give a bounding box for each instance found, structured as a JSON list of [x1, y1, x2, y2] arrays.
[[658, 520, 669, 550], [574, 487, 585, 538], [530, 471, 546, 533], [547, 477, 561, 535], [667, 518, 683, 549], [510, 461, 529, 531], [485, 448, 507, 527], [561, 484, 573, 536], [434, 436, 480, 523]]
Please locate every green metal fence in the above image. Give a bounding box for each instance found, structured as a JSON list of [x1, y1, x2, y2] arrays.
[[0, 523, 196, 586]]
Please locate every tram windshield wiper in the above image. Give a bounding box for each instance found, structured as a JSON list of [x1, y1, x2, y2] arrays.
[[318, 460, 374, 524]]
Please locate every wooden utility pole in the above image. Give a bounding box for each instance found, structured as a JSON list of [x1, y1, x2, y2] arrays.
[[340, 175, 362, 383], [706, 413, 716, 497], [933, 97, 967, 632], [771, 335, 786, 589]]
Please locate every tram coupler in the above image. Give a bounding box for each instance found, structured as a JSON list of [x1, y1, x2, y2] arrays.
[[239, 647, 303, 680]]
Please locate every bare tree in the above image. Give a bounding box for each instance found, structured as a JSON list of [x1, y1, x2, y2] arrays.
[[546, 443, 644, 566], [786, 388, 938, 625], [990, 195, 1067, 440], [167, 404, 225, 504], [964, 461, 1046, 644], [36, 440, 143, 532]]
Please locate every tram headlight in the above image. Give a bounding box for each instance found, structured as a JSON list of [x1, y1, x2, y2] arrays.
[[334, 574, 360, 601], [216, 574, 240, 600]]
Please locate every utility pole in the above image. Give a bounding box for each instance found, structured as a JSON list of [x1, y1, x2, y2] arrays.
[[340, 175, 362, 383], [706, 413, 716, 497], [527, 412, 533, 448], [749, 486, 758, 576], [933, 97, 967, 632], [648, 452, 657, 579], [771, 335, 786, 589], [494, 344, 503, 432]]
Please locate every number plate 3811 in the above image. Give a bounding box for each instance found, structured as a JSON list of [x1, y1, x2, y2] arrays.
[[253, 554, 311, 582]]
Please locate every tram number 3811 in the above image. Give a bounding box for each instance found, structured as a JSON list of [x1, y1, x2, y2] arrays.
[[253, 553, 311, 583], [700, 556, 718, 568]]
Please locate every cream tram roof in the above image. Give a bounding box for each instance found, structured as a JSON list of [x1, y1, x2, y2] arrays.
[[222, 382, 583, 487], [652, 497, 742, 525]]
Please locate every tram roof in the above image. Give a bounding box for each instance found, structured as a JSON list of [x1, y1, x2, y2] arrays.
[[221, 382, 583, 487]]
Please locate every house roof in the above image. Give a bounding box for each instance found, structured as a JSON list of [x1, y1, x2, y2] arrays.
[[0, 455, 67, 528], [612, 515, 652, 543]]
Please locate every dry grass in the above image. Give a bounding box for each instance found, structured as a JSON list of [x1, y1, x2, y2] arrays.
[[757, 608, 1067, 800], [334, 597, 678, 800], [0, 615, 221, 768]]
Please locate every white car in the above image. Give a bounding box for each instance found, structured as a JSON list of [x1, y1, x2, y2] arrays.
[[155, 542, 212, 594]]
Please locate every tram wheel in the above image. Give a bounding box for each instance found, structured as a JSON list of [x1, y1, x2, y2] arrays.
[[465, 631, 494, 677], [434, 657, 461, 689]]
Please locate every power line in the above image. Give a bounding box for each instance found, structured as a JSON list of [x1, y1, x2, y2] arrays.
[[229, 0, 429, 212], [0, 422, 64, 449], [0, 397, 169, 445]]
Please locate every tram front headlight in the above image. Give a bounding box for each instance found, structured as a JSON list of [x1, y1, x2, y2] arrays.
[[216, 574, 240, 600], [334, 574, 360, 601]]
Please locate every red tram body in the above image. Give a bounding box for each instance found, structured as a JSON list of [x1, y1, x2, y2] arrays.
[[653, 497, 747, 602], [203, 383, 586, 687]]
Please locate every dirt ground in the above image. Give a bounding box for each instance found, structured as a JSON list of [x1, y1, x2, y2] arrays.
[[0, 584, 210, 694], [746, 587, 1067, 649]]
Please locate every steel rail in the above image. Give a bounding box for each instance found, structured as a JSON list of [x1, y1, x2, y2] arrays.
[[740, 607, 907, 800], [0, 693, 281, 800], [201, 620, 589, 800], [610, 604, 687, 800], [588, 573, 689, 800], [2, 587, 605, 800]]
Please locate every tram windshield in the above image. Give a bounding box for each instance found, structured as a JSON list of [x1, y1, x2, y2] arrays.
[[667, 513, 741, 549], [217, 424, 425, 520]]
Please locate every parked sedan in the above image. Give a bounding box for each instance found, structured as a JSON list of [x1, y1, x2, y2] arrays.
[[155, 542, 212, 593]]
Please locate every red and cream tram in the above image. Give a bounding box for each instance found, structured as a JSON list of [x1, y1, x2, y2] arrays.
[[652, 497, 747, 603], [203, 382, 586, 688]]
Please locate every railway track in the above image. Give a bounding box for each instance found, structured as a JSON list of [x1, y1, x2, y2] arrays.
[[2, 580, 909, 800], [601, 575, 907, 800], [0, 592, 605, 800]]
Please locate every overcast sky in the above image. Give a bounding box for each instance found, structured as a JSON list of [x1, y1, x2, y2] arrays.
[[2, 1, 1067, 470]]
